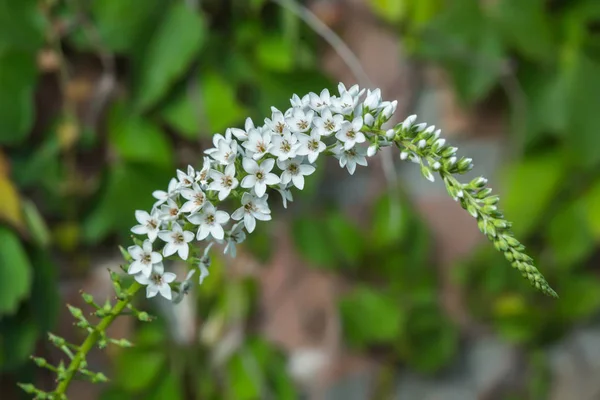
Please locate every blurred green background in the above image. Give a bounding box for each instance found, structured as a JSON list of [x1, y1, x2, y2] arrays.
[[1, 0, 600, 399]]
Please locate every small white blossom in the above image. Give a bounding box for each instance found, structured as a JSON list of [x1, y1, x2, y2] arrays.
[[127, 240, 163, 277], [223, 223, 246, 257], [208, 138, 238, 165], [296, 130, 326, 163], [278, 157, 315, 190], [173, 269, 196, 304], [381, 100, 397, 119], [308, 89, 331, 113], [275, 183, 294, 208], [265, 108, 288, 134], [290, 93, 310, 109], [334, 144, 368, 175], [241, 158, 280, 197], [152, 178, 179, 208], [367, 143, 378, 157], [135, 264, 176, 300], [158, 222, 194, 260], [335, 116, 365, 150], [330, 91, 356, 115], [286, 108, 314, 133], [195, 156, 211, 186], [180, 183, 207, 213], [176, 165, 196, 188], [131, 210, 161, 242], [364, 88, 381, 110], [208, 164, 239, 201], [271, 129, 300, 161], [231, 193, 271, 233], [313, 108, 343, 136], [188, 203, 230, 240], [159, 198, 180, 221], [243, 128, 273, 160], [402, 114, 417, 130]]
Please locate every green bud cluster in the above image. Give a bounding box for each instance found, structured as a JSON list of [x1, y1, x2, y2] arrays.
[[365, 122, 557, 298]]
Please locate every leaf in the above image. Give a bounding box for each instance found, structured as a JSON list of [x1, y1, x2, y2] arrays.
[[108, 103, 173, 167], [339, 286, 404, 347], [146, 372, 183, 400], [255, 35, 294, 72], [583, 179, 600, 240], [0, 173, 25, 231], [115, 349, 166, 392], [501, 151, 566, 237], [547, 199, 595, 269], [82, 163, 172, 244], [135, 3, 206, 111], [227, 352, 262, 400], [22, 199, 50, 247], [556, 274, 600, 321], [325, 212, 364, 266], [369, 0, 407, 23], [565, 54, 600, 168], [292, 216, 337, 267], [492, 0, 554, 61], [0, 0, 44, 52], [0, 310, 38, 371], [90, 0, 164, 53], [0, 226, 32, 316], [0, 49, 37, 145], [160, 71, 247, 138]]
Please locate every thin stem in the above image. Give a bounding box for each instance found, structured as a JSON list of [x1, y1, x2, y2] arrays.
[[53, 282, 142, 396]]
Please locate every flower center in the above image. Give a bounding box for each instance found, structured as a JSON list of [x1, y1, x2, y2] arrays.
[[324, 120, 335, 131], [275, 122, 285, 133], [308, 140, 319, 151], [142, 254, 152, 264], [147, 219, 157, 230], [257, 142, 266, 153], [169, 207, 178, 216], [206, 214, 215, 224], [346, 130, 355, 139], [173, 232, 184, 244], [222, 176, 233, 188], [194, 192, 205, 206], [298, 120, 308, 130], [288, 163, 299, 175], [256, 171, 264, 180], [151, 274, 163, 285], [281, 141, 291, 153], [244, 202, 256, 213]]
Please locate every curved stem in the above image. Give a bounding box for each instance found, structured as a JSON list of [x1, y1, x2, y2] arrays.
[[54, 282, 142, 397]]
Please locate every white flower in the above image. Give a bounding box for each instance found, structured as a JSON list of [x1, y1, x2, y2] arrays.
[[176, 165, 196, 188], [313, 108, 343, 136], [159, 198, 180, 221], [208, 164, 239, 201], [308, 89, 331, 113], [195, 156, 211, 186], [127, 240, 163, 277], [338, 82, 364, 98], [335, 116, 365, 150], [270, 129, 300, 161], [131, 210, 161, 242], [277, 157, 315, 190], [290, 93, 310, 109], [158, 222, 194, 260], [296, 130, 326, 163], [381, 100, 397, 119], [330, 91, 356, 115], [173, 269, 196, 304], [334, 144, 368, 175], [135, 264, 176, 300], [231, 193, 271, 233], [265, 108, 288, 134], [367, 143, 378, 157], [402, 114, 417, 130], [275, 184, 294, 208], [208, 138, 238, 165], [243, 128, 272, 160], [286, 108, 314, 133], [180, 183, 206, 213], [364, 88, 381, 110], [187, 203, 230, 240], [240, 158, 280, 197], [223, 223, 246, 257], [152, 178, 179, 208]]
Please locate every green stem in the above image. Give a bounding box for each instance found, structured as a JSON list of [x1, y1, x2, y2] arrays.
[[53, 282, 142, 397]]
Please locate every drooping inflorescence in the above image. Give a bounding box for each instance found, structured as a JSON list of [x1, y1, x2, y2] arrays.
[[22, 82, 556, 399]]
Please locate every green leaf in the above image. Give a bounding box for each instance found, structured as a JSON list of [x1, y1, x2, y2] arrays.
[[325, 212, 364, 266], [0, 0, 44, 52], [369, 0, 407, 23], [492, 0, 553, 61], [255, 35, 294, 72], [547, 199, 595, 269], [22, 199, 51, 248], [146, 372, 183, 400], [0, 226, 32, 316], [501, 152, 566, 237], [108, 103, 173, 167], [135, 3, 206, 111], [82, 163, 172, 244], [160, 71, 247, 138], [339, 286, 404, 347], [556, 274, 600, 321], [565, 54, 600, 168], [90, 0, 164, 53], [115, 349, 166, 392], [0, 310, 38, 371], [0, 49, 37, 145], [227, 352, 262, 400], [583, 179, 600, 240], [292, 216, 337, 267]]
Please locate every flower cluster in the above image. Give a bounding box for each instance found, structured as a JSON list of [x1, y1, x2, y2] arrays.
[[126, 83, 556, 300]]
